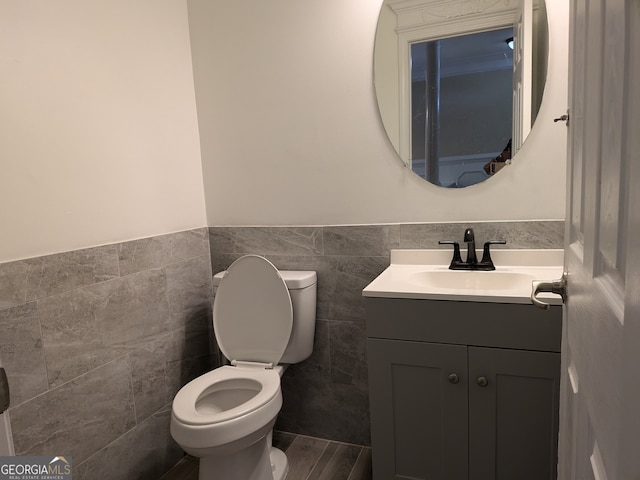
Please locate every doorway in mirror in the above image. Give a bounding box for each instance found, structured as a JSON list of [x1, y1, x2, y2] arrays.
[[410, 28, 513, 187]]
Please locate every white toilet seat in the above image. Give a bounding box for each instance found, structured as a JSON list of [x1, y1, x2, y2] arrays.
[[213, 255, 293, 365], [172, 365, 280, 426], [171, 365, 284, 452]]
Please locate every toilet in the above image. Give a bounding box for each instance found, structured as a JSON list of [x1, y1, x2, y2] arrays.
[[170, 255, 317, 480]]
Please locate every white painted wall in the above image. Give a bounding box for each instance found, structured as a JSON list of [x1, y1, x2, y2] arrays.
[[0, 0, 207, 263], [0, 0, 568, 263], [190, 0, 569, 227]]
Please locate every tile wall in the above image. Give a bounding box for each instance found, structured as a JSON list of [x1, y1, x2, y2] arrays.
[[208, 221, 564, 446], [0, 221, 563, 477], [0, 228, 214, 479]]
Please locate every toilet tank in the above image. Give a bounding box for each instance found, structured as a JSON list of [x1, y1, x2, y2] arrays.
[[213, 269, 317, 364]]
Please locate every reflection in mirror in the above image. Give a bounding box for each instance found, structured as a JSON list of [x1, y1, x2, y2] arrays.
[[374, 0, 548, 188], [410, 29, 513, 186]]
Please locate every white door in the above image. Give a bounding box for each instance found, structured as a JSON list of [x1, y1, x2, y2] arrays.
[[558, 0, 640, 479]]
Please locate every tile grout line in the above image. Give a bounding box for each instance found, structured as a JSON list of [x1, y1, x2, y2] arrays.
[[345, 447, 365, 480], [290, 432, 370, 450], [304, 440, 332, 480]]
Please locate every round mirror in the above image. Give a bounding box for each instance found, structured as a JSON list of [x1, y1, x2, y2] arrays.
[[374, 0, 549, 188]]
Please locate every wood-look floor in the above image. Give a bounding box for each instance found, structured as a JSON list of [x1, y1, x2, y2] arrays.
[[160, 431, 372, 480]]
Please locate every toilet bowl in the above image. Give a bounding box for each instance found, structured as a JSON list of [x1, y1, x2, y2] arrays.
[[170, 255, 317, 480], [171, 366, 282, 454]]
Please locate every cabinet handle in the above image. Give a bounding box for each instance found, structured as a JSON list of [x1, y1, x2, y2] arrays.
[[448, 373, 460, 384], [476, 376, 489, 388]]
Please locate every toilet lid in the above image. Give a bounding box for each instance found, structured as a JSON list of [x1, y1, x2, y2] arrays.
[[213, 255, 293, 365]]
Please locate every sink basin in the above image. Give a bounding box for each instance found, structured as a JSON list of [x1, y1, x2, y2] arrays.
[[409, 270, 536, 291], [362, 249, 564, 304]]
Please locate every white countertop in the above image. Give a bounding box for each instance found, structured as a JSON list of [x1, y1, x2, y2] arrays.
[[363, 249, 564, 305]]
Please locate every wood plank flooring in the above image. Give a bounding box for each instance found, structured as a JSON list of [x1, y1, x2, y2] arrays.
[[160, 431, 372, 480]]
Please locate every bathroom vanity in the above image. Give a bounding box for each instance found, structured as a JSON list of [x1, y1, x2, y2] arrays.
[[363, 249, 563, 480]]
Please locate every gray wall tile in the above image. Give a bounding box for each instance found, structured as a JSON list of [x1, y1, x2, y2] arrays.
[[328, 321, 368, 387], [167, 228, 209, 260], [323, 225, 400, 257], [38, 285, 118, 387], [276, 320, 332, 438], [95, 269, 173, 349], [399, 221, 564, 250], [39, 269, 173, 387], [1, 228, 212, 479], [75, 406, 182, 480], [118, 228, 209, 276], [489, 221, 564, 248], [166, 354, 212, 401], [208, 227, 238, 254], [0, 303, 48, 406], [118, 236, 173, 276], [0, 260, 30, 309], [10, 359, 136, 464], [24, 246, 120, 301], [165, 317, 214, 399], [210, 227, 324, 256], [324, 256, 388, 322], [279, 375, 370, 446], [165, 255, 213, 327], [127, 334, 174, 423]]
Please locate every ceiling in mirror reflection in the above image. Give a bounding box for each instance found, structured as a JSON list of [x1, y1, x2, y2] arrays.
[[374, 0, 548, 188], [411, 28, 514, 80]]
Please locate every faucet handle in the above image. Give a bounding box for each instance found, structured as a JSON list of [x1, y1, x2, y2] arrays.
[[439, 241, 463, 267], [479, 240, 507, 270]]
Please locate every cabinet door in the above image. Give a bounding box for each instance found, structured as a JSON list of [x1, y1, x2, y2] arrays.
[[368, 339, 468, 480], [468, 347, 560, 480]]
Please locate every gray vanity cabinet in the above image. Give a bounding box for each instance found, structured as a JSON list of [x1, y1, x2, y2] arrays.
[[368, 338, 469, 479], [468, 346, 560, 480], [365, 297, 562, 480]]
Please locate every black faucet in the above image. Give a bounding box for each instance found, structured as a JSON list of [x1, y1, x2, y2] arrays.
[[463, 228, 477, 265], [439, 228, 506, 270]]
